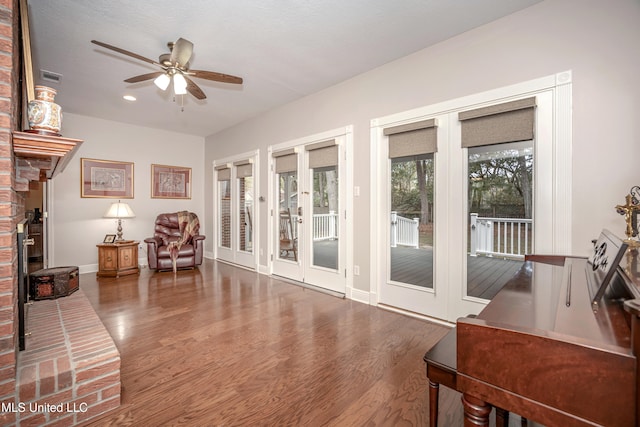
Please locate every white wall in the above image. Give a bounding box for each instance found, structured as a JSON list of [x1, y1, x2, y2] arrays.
[[50, 113, 205, 272], [203, 0, 640, 292]]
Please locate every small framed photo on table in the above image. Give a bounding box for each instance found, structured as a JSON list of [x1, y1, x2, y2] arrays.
[[151, 164, 191, 199], [103, 234, 116, 244]]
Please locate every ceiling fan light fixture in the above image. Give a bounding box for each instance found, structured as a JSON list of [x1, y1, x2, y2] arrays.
[[154, 73, 171, 91], [91, 38, 243, 101], [173, 73, 187, 95]]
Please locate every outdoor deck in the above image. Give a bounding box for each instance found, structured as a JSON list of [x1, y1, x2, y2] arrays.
[[278, 241, 523, 300], [390, 246, 523, 299]]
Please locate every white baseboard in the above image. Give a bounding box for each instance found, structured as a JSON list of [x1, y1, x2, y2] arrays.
[[79, 264, 98, 274], [347, 287, 372, 305], [257, 264, 270, 275]]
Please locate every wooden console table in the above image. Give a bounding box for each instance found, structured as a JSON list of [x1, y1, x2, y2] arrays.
[[96, 240, 139, 278]]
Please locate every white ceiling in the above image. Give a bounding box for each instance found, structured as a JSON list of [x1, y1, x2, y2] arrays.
[[26, 0, 541, 137]]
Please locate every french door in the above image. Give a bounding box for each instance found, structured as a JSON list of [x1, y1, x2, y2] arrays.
[[271, 135, 347, 294], [215, 152, 258, 270], [375, 117, 449, 320], [372, 72, 571, 322]]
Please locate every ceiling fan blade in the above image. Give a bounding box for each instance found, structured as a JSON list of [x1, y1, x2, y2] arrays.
[[91, 40, 160, 66], [170, 38, 193, 68], [189, 70, 243, 85], [124, 72, 164, 83], [184, 76, 206, 100]]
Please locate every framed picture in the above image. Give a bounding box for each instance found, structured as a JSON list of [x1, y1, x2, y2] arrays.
[[81, 158, 134, 198], [151, 164, 192, 199], [103, 234, 116, 244]]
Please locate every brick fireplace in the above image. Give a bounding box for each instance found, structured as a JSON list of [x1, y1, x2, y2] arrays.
[[14, 291, 120, 425], [0, 1, 26, 425], [0, 1, 121, 425]]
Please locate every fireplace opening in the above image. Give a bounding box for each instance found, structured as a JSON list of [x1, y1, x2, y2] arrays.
[[17, 219, 30, 351]]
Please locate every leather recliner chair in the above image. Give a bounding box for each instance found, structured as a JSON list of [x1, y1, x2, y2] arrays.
[[144, 212, 205, 272]]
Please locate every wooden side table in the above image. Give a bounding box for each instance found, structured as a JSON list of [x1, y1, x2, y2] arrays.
[[97, 240, 140, 278]]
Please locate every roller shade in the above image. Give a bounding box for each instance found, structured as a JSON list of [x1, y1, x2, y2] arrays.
[[215, 165, 230, 181], [234, 160, 253, 178], [306, 139, 338, 169], [384, 119, 437, 158], [273, 148, 297, 174], [459, 97, 536, 148]]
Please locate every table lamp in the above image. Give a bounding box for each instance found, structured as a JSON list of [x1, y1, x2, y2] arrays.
[[104, 200, 135, 241]]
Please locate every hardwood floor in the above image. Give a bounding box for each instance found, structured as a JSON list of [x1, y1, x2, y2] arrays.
[[80, 258, 464, 426]]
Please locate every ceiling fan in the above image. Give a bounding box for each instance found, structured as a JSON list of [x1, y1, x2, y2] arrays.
[[90, 38, 243, 100]]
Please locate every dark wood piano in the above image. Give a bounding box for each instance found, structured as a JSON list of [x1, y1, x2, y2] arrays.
[[453, 250, 640, 426]]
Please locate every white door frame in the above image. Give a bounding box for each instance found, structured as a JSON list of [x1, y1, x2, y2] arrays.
[[371, 113, 450, 320], [268, 126, 354, 295], [213, 149, 260, 269], [370, 71, 572, 322]]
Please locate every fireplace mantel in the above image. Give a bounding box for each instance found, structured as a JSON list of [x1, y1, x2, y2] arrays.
[[12, 131, 83, 191]]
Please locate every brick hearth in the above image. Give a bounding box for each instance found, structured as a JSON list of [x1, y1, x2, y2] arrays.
[[11, 290, 120, 426]]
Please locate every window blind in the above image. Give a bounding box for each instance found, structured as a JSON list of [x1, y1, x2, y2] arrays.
[[215, 165, 230, 181], [384, 119, 437, 158], [273, 148, 297, 174], [306, 139, 338, 169], [233, 160, 253, 178], [459, 97, 536, 148]]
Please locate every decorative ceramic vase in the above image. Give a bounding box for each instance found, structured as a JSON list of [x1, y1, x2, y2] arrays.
[[27, 85, 62, 134]]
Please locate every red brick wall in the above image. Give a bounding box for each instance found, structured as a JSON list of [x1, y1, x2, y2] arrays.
[[0, 4, 121, 424], [0, 0, 25, 424]]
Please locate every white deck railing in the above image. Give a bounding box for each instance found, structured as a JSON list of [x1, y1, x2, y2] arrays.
[[290, 211, 421, 247], [313, 211, 338, 241], [290, 211, 339, 241], [469, 213, 532, 259], [390, 211, 419, 248]]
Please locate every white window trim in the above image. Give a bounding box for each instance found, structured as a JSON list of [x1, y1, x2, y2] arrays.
[[212, 149, 260, 269], [267, 126, 354, 295], [370, 71, 572, 321]]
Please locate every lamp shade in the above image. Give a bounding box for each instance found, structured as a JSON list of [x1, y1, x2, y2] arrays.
[[154, 73, 171, 91], [104, 201, 135, 219], [173, 73, 188, 95]]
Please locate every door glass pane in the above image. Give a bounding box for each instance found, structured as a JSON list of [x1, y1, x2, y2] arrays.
[[467, 140, 533, 300], [389, 154, 434, 288], [238, 176, 253, 253], [219, 179, 231, 248], [312, 166, 338, 270], [278, 171, 298, 261]]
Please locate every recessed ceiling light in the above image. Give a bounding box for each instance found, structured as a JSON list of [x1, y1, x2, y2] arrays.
[[123, 95, 136, 101]]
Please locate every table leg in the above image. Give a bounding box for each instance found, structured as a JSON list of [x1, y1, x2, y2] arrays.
[[428, 379, 439, 427], [462, 393, 491, 427], [495, 407, 509, 427]]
